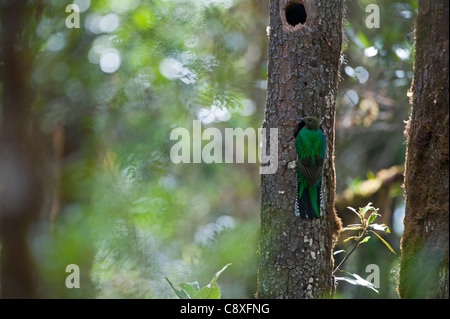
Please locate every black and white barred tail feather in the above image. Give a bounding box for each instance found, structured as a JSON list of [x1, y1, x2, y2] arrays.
[[295, 180, 321, 220]]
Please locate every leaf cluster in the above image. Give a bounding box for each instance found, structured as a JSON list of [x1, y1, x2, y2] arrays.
[[341, 202, 395, 254], [165, 263, 231, 299], [334, 203, 395, 293]]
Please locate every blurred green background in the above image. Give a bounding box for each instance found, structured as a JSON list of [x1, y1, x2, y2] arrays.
[[3, 0, 416, 298]]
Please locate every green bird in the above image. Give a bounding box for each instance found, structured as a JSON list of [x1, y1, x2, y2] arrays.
[[295, 116, 326, 219]]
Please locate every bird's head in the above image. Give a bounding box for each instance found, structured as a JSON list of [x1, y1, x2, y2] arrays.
[[300, 116, 320, 130]]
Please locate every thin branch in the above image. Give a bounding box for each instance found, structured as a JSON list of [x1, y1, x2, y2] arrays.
[[333, 233, 365, 275]]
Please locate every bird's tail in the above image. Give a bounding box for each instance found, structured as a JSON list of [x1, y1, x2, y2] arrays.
[[295, 182, 320, 219]]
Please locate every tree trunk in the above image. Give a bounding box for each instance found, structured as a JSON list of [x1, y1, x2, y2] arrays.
[[399, 0, 449, 299], [258, 0, 342, 298], [0, 1, 45, 298]]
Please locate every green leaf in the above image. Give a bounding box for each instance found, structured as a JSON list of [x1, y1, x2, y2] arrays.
[[193, 283, 221, 299], [360, 236, 371, 244], [342, 225, 363, 231], [186, 281, 200, 291], [210, 263, 232, 286], [165, 277, 189, 299], [370, 230, 396, 254], [367, 211, 380, 225], [343, 236, 360, 242], [180, 282, 200, 298], [359, 202, 377, 219]]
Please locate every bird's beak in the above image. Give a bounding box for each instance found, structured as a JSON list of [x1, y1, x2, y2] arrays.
[[299, 117, 305, 122]]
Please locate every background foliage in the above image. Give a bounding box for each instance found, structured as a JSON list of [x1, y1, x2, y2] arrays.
[[1, 0, 417, 298]]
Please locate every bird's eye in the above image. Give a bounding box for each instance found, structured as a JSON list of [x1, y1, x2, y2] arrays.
[[308, 118, 312, 122]]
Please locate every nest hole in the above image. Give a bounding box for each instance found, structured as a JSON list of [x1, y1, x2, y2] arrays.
[[286, 3, 307, 27]]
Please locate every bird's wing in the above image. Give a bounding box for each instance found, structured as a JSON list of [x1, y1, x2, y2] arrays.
[[299, 154, 323, 186], [296, 127, 326, 186]]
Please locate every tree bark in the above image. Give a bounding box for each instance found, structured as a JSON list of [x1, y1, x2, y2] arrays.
[[0, 0, 45, 298], [258, 0, 342, 298], [399, 0, 449, 299]]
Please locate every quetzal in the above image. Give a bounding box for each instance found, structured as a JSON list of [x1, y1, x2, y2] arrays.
[[295, 116, 326, 219]]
